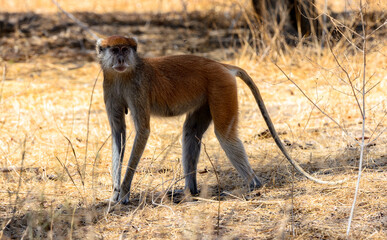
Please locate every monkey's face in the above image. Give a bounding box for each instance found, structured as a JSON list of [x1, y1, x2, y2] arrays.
[[96, 36, 138, 73]]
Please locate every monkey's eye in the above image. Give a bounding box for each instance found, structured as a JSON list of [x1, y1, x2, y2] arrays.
[[121, 47, 129, 53], [98, 46, 104, 53], [112, 47, 120, 54]]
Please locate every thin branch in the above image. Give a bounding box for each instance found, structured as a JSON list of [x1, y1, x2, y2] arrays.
[[134, 132, 180, 204], [328, 41, 364, 118], [12, 138, 26, 216], [272, 61, 359, 145], [63, 135, 84, 186], [83, 69, 102, 181], [2, 139, 28, 239], [355, 70, 374, 95], [364, 79, 380, 95], [322, 8, 364, 39], [55, 156, 84, 198], [51, 0, 100, 40], [302, 104, 316, 132], [347, 1, 367, 236], [304, 55, 360, 94], [366, 19, 387, 39], [202, 141, 221, 236], [326, 16, 363, 52], [321, 0, 328, 48], [92, 134, 111, 203], [0, 64, 5, 106], [367, 109, 387, 144], [63, 108, 76, 184], [366, 126, 386, 147]]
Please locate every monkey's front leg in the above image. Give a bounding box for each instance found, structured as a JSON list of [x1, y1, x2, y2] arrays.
[[119, 116, 150, 204], [107, 105, 126, 202]]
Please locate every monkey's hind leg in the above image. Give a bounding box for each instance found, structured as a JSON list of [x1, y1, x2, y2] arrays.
[[209, 79, 262, 190], [215, 133, 262, 190], [182, 104, 212, 195]]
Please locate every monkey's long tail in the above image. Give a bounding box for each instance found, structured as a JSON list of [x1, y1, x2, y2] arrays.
[[227, 65, 345, 185]]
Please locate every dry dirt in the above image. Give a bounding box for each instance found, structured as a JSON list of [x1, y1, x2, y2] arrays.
[[0, 4, 386, 240]]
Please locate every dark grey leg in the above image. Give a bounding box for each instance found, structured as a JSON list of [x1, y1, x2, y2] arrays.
[[119, 109, 150, 204], [119, 128, 150, 204], [105, 101, 126, 201], [182, 104, 212, 195]]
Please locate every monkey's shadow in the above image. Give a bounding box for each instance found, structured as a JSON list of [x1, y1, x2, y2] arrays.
[[123, 158, 337, 206], [102, 148, 382, 210]]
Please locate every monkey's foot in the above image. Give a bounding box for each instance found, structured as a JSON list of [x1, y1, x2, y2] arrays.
[[111, 189, 120, 202], [249, 176, 263, 190], [167, 189, 197, 203], [118, 189, 130, 205]]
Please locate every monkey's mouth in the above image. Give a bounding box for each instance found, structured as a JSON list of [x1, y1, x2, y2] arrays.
[[112, 64, 130, 73]]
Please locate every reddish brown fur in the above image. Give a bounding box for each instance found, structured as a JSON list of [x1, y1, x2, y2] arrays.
[[145, 55, 239, 139], [100, 35, 137, 48]]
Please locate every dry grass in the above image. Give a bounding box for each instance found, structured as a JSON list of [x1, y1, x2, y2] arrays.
[[0, 0, 237, 14], [1, 0, 386, 13], [1, 0, 386, 239]]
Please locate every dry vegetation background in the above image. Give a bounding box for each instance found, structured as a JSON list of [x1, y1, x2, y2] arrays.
[[0, 0, 386, 239]]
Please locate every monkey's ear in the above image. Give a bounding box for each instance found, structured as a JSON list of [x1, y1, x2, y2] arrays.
[[132, 37, 138, 52], [130, 36, 138, 44], [126, 36, 138, 52], [96, 39, 104, 54]]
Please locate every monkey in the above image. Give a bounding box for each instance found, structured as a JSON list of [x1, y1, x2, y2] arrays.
[[96, 35, 343, 204]]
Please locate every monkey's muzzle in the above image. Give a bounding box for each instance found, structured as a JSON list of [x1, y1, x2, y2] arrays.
[[113, 65, 127, 72], [112, 63, 130, 73], [112, 55, 130, 72]]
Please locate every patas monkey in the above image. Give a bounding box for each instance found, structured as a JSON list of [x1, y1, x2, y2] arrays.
[[96, 35, 342, 204]]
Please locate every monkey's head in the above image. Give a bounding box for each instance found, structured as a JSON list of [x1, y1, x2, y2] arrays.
[[96, 35, 138, 73]]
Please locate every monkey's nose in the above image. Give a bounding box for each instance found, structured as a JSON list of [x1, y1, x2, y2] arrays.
[[117, 56, 124, 65]]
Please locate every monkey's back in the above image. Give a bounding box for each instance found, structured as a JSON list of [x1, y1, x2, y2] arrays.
[[145, 55, 235, 117]]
